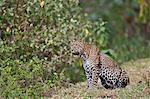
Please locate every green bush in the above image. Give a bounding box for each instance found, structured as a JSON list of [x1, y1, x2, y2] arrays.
[[0, 0, 108, 97], [111, 34, 150, 62]]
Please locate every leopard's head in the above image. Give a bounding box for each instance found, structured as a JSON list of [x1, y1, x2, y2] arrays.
[[70, 39, 85, 56]]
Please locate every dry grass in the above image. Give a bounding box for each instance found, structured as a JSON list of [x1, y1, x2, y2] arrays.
[[49, 58, 150, 99]]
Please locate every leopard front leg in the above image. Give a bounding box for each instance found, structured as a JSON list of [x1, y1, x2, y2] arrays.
[[84, 65, 99, 89], [91, 67, 99, 88], [85, 71, 93, 88], [83, 63, 93, 88]]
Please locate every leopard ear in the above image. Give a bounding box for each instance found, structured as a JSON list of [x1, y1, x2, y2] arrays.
[[74, 36, 81, 41], [71, 36, 83, 42], [69, 36, 76, 45]]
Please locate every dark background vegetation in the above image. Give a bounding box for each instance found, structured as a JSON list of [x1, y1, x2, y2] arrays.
[[0, 0, 150, 98]]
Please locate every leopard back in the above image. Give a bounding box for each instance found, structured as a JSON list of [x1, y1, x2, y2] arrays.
[[100, 53, 118, 67]]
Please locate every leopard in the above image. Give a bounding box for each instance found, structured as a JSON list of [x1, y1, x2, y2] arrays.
[[70, 39, 129, 89], [70, 39, 100, 88]]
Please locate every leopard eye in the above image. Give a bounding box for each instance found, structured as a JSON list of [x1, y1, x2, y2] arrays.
[[83, 52, 85, 55]]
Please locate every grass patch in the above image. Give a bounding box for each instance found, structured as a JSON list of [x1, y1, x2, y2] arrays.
[[50, 58, 150, 99]]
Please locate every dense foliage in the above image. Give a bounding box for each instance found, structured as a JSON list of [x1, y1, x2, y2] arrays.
[[0, 0, 108, 97], [80, 0, 150, 62]]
